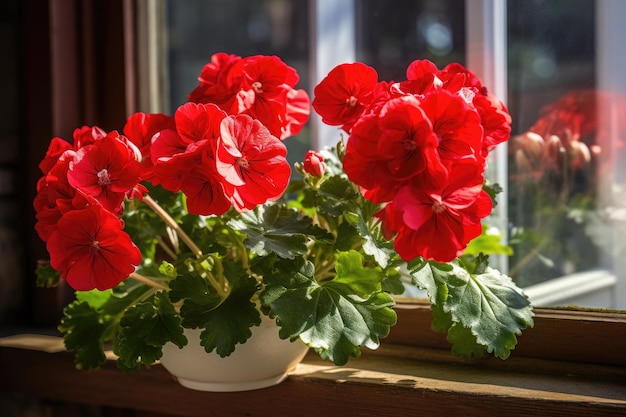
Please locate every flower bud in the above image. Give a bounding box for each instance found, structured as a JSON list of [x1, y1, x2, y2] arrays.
[[569, 141, 591, 170], [545, 134, 566, 169], [514, 131, 545, 161], [514, 149, 533, 174], [303, 150, 327, 177], [511, 131, 545, 178]]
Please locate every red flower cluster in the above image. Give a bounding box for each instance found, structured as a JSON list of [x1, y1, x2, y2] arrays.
[[189, 52, 310, 140], [313, 60, 511, 262], [142, 102, 292, 215], [34, 127, 143, 290], [35, 53, 310, 291]]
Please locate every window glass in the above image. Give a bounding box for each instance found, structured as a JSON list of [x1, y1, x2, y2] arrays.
[[355, 0, 466, 79], [507, 0, 597, 286], [507, 0, 626, 309]]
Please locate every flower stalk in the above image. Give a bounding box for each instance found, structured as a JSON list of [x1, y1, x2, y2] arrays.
[[142, 195, 203, 258], [129, 272, 169, 291]]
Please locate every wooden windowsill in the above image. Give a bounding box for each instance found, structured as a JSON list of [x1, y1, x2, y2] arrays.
[[1, 334, 625, 417]]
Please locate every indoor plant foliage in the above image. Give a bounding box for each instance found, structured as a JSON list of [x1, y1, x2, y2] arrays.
[[34, 52, 533, 372]]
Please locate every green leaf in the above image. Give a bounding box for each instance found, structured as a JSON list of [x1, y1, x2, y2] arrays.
[[170, 258, 262, 357], [115, 291, 187, 372], [380, 266, 406, 295], [158, 261, 177, 278], [333, 251, 384, 298], [344, 207, 393, 270], [447, 322, 488, 358], [430, 303, 487, 358], [229, 204, 312, 259], [465, 225, 513, 256], [58, 283, 154, 371], [198, 293, 261, 357], [35, 261, 60, 288], [316, 175, 361, 217], [76, 289, 112, 309], [168, 272, 225, 329], [196, 268, 261, 357], [483, 180, 503, 208], [312, 174, 391, 268], [333, 221, 361, 252], [261, 253, 397, 365], [409, 258, 534, 359], [58, 301, 113, 370]]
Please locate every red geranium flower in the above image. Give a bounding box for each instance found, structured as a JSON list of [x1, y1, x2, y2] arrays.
[[38, 137, 72, 175], [312, 62, 378, 132], [438, 62, 487, 96], [123, 112, 176, 181], [281, 88, 312, 139], [400, 59, 442, 95], [72, 125, 108, 150], [67, 133, 142, 213], [34, 204, 63, 243], [242, 55, 300, 97], [34, 149, 99, 242], [473, 92, 512, 157], [151, 102, 226, 193], [181, 152, 232, 216], [34, 152, 75, 241], [188, 52, 250, 114], [380, 161, 492, 262], [189, 54, 310, 140], [343, 95, 446, 203], [38, 126, 108, 175], [241, 56, 310, 140], [47, 204, 141, 291], [419, 89, 484, 163], [216, 114, 290, 211], [41, 151, 78, 212]]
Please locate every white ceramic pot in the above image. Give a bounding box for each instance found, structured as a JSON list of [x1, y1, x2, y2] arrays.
[[160, 317, 309, 392]]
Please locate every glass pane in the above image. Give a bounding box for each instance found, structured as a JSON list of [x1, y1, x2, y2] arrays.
[[507, 0, 625, 308], [507, 0, 596, 286], [355, 0, 466, 77], [165, 0, 311, 163]]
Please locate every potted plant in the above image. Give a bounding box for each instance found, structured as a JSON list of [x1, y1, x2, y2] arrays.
[[34, 52, 533, 391]]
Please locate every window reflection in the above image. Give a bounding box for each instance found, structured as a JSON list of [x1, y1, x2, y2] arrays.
[[507, 0, 603, 288]]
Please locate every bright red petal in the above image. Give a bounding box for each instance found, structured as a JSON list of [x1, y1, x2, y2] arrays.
[[313, 62, 378, 130], [216, 114, 290, 210], [47, 205, 141, 291]]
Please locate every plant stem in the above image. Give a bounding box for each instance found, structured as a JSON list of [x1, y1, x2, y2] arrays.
[[129, 272, 169, 291], [237, 239, 249, 271], [142, 195, 203, 258], [205, 271, 230, 299], [315, 259, 336, 282], [156, 236, 178, 260]]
